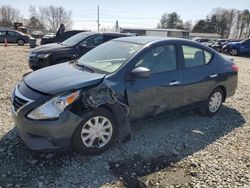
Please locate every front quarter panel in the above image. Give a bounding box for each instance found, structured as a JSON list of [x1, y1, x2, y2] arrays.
[[71, 78, 131, 143]]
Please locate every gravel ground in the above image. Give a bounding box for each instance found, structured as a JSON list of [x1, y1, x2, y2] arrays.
[[0, 45, 249, 188]]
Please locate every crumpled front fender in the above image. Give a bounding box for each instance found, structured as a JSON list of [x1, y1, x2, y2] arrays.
[[79, 83, 131, 143]]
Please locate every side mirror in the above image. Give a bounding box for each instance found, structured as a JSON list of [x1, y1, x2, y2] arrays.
[[129, 67, 151, 80]]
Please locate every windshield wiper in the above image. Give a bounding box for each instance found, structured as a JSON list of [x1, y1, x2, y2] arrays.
[[76, 63, 94, 73]]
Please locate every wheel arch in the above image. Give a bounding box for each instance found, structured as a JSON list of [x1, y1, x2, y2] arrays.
[[16, 38, 24, 43], [215, 85, 227, 102]]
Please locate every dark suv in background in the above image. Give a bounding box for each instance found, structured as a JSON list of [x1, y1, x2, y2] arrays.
[[29, 32, 133, 70], [40, 30, 89, 45], [0, 29, 30, 46]]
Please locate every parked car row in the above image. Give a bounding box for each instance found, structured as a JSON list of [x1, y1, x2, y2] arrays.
[[40, 30, 90, 45], [194, 37, 250, 56], [29, 32, 133, 70], [11, 35, 238, 155]]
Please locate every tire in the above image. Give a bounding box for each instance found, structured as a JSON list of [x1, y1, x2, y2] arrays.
[[200, 88, 224, 116], [72, 107, 118, 155], [229, 48, 238, 56], [17, 39, 25, 46]]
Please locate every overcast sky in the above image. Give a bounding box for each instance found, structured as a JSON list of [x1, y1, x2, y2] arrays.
[[1, 0, 250, 31]]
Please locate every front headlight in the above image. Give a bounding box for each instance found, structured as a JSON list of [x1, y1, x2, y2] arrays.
[[27, 90, 80, 120], [37, 53, 50, 58]]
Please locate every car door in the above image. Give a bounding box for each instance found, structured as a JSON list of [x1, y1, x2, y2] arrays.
[[181, 45, 219, 106], [6, 31, 17, 43], [126, 44, 183, 121], [77, 35, 104, 57], [0, 31, 6, 43]]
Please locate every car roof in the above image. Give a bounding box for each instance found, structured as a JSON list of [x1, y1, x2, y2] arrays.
[[101, 32, 134, 36], [74, 31, 135, 38], [114, 36, 200, 45], [0, 29, 17, 32]]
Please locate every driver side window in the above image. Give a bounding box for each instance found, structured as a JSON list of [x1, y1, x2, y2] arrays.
[[135, 45, 177, 74], [84, 35, 104, 47]]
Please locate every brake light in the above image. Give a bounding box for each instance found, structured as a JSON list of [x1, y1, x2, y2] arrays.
[[231, 64, 239, 72]]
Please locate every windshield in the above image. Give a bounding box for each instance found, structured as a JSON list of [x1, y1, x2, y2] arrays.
[[61, 32, 89, 46], [77, 40, 143, 73]]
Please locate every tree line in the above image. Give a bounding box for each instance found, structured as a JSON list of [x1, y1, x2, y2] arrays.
[[0, 5, 72, 32], [158, 8, 250, 39]]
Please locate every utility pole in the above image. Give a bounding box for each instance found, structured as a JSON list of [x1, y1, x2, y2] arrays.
[[97, 5, 100, 31]]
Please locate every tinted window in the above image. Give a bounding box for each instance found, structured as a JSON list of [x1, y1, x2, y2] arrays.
[[61, 32, 90, 46], [135, 45, 177, 73], [182, 45, 213, 67], [183, 46, 203, 68], [7, 31, 17, 36], [84, 35, 104, 47], [0, 31, 6, 36]]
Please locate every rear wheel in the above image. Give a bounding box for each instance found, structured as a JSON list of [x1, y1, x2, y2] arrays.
[[73, 108, 117, 155], [17, 39, 25, 46], [200, 88, 223, 116], [229, 48, 238, 56]]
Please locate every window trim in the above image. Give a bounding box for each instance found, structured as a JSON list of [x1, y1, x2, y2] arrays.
[[133, 44, 179, 75], [181, 44, 214, 69]]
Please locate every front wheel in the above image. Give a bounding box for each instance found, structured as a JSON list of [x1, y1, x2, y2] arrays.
[[73, 108, 117, 155], [200, 88, 223, 116]]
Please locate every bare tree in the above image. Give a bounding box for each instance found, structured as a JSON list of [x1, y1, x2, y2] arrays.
[[239, 10, 250, 38], [0, 5, 20, 27], [29, 5, 72, 32]]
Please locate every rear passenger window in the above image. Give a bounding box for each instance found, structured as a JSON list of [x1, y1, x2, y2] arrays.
[[182, 45, 213, 67]]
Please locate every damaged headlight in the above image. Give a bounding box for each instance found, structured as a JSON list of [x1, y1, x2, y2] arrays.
[[27, 90, 80, 120]]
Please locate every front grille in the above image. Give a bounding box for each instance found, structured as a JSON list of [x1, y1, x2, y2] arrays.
[[12, 95, 28, 112]]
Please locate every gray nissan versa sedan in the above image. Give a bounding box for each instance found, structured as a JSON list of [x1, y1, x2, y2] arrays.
[[11, 37, 238, 155]]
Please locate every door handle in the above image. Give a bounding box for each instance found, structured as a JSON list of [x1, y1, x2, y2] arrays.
[[210, 73, 218, 78], [169, 81, 181, 86]]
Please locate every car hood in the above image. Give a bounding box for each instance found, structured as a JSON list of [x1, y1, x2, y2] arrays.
[[31, 43, 70, 53], [24, 63, 106, 95]]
